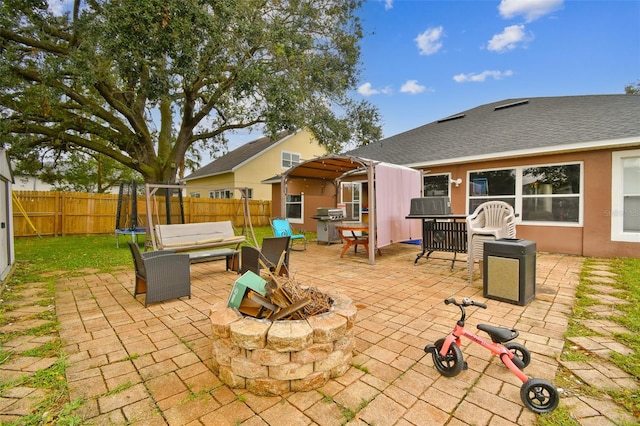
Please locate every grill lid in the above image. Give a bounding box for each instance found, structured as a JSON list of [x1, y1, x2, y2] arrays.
[[317, 207, 343, 216], [410, 197, 451, 215]]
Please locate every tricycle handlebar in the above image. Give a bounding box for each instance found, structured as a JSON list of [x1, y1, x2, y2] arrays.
[[444, 297, 487, 309]]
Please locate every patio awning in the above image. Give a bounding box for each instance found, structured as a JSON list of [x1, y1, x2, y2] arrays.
[[282, 154, 374, 181], [281, 155, 377, 264]]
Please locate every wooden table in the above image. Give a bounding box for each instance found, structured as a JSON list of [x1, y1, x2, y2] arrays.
[[336, 223, 371, 258]]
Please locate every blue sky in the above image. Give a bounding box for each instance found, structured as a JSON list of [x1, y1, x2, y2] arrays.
[[354, 0, 640, 140], [48, 0, 640, 152]]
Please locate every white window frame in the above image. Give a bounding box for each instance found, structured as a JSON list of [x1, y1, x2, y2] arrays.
[[340, 181, 362, 222], [423, 173, 452, 197], [285, 193, 304, 224], [611, 149, 640, 242], [209, 189, 233, 199], [467, 161, 584, 227], [281, 151, 301, 169]]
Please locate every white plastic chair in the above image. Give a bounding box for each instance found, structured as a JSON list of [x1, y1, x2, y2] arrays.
[[466, 201, 516, 282]]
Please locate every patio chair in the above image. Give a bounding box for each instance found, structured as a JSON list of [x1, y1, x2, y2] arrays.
[[239, 236, 291, 277], [127, 241, 191, 307], [270, 217, 307, 251], [466, 201, 516, 282]]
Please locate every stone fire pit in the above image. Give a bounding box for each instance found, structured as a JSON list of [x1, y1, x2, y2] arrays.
[[209, 291, 357, 395]]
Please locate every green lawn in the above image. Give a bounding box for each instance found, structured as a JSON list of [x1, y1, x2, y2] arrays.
[[12, 226, 279, 279]]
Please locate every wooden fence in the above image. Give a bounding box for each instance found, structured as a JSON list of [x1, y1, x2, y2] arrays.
[[12, 191, 272, 237]]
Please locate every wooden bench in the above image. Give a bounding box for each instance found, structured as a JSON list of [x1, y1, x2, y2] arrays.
[[155, 221, 245, 252], [188, 248, 239, 271]]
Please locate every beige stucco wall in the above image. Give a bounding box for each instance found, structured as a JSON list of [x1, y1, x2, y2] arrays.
[[423, 147, 640, 258], [185, 173, 235, 197], [272, 145, 640, 258], [235, 129, 327, 201], [186, 128, 327, 201]]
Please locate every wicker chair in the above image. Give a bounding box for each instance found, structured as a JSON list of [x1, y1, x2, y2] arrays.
[[240, 236, 291, 277], [466, 201, 516, 282], [127, 241, 191, 307]]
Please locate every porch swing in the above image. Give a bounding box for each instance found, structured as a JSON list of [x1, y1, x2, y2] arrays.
[[143, 183, 258, 252]]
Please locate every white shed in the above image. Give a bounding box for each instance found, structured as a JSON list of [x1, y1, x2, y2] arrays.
[[0, 150, 15, 281]]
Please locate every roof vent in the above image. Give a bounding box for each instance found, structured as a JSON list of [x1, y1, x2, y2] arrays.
[[437, 113, 465, 123], [494, 99, 529, 111]]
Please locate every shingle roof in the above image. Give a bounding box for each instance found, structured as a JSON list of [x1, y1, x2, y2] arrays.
[[345, 95, 640, 166], [184, 131, 292, 180]]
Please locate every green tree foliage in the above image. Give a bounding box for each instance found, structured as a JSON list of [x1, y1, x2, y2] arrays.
[[15, 148, 141, 193], [0, 0, 382, 184], [625, 80, 640, 95]]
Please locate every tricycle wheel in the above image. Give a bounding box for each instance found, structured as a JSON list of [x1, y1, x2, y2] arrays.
[[504, 342, 531, 369], [520, 378, 559, 413], [431, 338, 464, 377]]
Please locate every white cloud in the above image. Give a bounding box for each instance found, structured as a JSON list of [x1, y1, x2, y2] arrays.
[[380, 86, 393, 95], [487, 25, 532, 53], [415, 26, 444, 56], [453, 70, 514, 83], [358, 83, 392, 96], [498, 0, 563, 23], [384, 0, 393, 10], [400, 80, 427, 94], [358, 82, 380, 96]]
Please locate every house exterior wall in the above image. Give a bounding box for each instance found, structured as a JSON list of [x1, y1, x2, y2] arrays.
[[422, 146, 639, 258], [271, 145, 639, 258], [184, 173, 236, 197], [235, 130, 327, 201], [272, 178, 337, 232], [13, 175, 57, 191], [186, 129, 327, 201]]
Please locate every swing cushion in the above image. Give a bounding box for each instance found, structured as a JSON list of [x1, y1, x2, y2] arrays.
[[155, 221, 245, 252]]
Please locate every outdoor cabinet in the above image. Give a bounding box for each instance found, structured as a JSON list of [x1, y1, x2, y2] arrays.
[[483, 239, 536, 306], [316, 220, 342, 244]]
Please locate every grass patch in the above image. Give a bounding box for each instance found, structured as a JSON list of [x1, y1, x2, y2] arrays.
[[22, 338, 64, 358], [560, 347, 591, 362], [534, 405, 580, 426], [353, 363, 369, 374], [103, 380, 134, 397], [0, 349, 13, 365], [25, 321, 59, 336], [14, 235, 136, 276], [121, 353, 140, 362], [564, 320, 599, 339], [551, 257, 640, 423], [12, 227, 277, 279]]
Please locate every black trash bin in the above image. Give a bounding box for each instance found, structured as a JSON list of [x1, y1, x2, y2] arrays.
[[483, 239, 536, 306]]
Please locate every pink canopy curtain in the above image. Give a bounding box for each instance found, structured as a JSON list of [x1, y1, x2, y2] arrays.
[[374, 163, 422, 248]]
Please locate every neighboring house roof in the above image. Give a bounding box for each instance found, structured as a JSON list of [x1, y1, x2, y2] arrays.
[[184, 130, 293, 181], [346, 95, 640, 167]]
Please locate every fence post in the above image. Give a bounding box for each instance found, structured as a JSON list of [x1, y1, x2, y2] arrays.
[[60, 192, 66, 237], [55, 192, 61, 237]]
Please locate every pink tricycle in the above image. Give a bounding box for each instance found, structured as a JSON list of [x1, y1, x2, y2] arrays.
[[425, 297, 559, 413]]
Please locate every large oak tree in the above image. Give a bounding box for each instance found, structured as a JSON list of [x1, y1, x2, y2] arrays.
[[0, 0, 381, 184]]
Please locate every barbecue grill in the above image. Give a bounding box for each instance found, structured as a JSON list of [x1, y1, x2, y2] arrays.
[[311, 207, 344, 244], [405, 197, 467, 269]]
